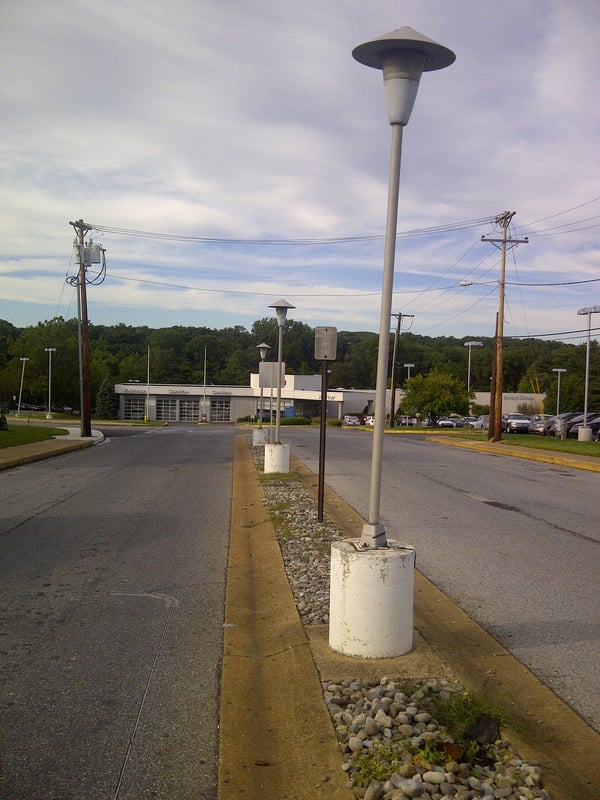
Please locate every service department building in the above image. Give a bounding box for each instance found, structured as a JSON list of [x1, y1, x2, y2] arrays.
[[115, 374, 378, 423]]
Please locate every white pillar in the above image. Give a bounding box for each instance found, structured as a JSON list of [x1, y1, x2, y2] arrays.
[[264, 442, 290, 474], [253, 428, 266, 446], [329, 540, 415, 657]]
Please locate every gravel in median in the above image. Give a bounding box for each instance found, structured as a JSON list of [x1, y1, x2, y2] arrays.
[[252, 440, 553, 800]]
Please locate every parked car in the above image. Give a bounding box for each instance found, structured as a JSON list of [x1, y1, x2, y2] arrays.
[[566, 414, 600, 438], [501, 413, 531, 433], [528, 414, 554, 435], [343, 415, 360, 426], [437, 416, 465, 428], [470, 414, 489, 430], [364, 416, 375, 426]]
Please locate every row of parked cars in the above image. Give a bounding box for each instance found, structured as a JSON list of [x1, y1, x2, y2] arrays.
[[436, 411, 600, 440]]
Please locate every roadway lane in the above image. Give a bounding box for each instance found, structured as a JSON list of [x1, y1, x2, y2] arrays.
[[0, 424, 233, 800], [281, 427, 600, 733]]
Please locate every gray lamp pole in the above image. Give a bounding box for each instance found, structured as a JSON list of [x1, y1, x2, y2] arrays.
[[552, 367, 566, 416], [464, 340, 482, 394], [268, 300, 295, 445], [577, 305, 600, 440], [45, 347, 56, 419], [256, 342, 271, 430], [16, 357, 29, 416], [353, 27, 455, 548]]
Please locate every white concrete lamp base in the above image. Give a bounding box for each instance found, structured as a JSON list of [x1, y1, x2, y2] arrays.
[[252, 428, 267, 446], [578, 426, 593, 442], [264, 442, 290, 474], [329, 540, 415, 658]]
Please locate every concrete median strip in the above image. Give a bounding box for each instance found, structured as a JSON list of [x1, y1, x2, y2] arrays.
[[219, 435, 351, 799]]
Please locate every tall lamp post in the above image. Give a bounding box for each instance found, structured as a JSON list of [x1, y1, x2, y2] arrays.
[[353, 27, 455, 549], [577, 305, 600, 441], [253, 342, 271, 446], [16, 357, 29, 416], [45, 347, 56, 419], [329, 26, 455, 659], [264, 300, 295, 474], [552, 367, 566, 416], [464, 340, 482, 395]]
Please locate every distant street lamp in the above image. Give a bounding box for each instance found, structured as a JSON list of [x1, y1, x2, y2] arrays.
[[16, 357, 29, 416], [45, 347, 56, 419], [329, 26, 456, 660], [577, 305, 600, 440], [268, 299, 294, 444], [464, 341, 482, 394], [253, 342, 271, 446], [404, 363, 414, 381], [552, 367, 566, 416], [264, 300, 295, 474]]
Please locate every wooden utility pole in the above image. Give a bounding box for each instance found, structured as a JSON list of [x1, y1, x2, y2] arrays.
[[70, 219, 93, 437], [389, 312, 413, 428], [482, 212, 528, 442]]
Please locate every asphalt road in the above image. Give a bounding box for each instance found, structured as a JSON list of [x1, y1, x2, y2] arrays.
[[0, 424, 234, 800], [281, 426, 600, 733]]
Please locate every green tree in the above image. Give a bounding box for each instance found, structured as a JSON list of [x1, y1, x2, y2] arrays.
[[95, 378, 118, 419], [401, 370, 471, 425]]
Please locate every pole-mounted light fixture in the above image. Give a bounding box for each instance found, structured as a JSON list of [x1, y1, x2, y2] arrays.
[[577, 305, 600, 439], [352, 27, 455, 549], [268, 299, 295, 446]]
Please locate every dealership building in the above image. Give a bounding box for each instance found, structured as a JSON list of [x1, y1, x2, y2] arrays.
[[115, 374, 543, 424], [114, 374, 378, 423]]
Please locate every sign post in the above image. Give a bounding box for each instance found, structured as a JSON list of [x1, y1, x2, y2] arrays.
[[314, 327, 337, 521]]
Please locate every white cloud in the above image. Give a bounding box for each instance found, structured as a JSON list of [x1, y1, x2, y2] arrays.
[[1, 0, 599, 343]]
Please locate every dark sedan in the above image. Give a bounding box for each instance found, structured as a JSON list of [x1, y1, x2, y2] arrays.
[[566, 414, 600, 438]]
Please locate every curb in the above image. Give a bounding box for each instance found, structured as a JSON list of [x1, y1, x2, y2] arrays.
[[0, 439, 95, 470], [426, 435, 600, 473]]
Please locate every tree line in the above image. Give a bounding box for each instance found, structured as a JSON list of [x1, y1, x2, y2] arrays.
[[0, 316, 598, 415]]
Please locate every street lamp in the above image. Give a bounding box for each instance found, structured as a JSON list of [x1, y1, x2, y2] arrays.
[[464, 341, 482, 394], [352, 27, 455, 548], [404, 363, 414, 381], [253, 342, 271, 445], [329, 26, 455, 659], [264, 300, 295, 473], [577, 305, 600, 441], [552, 368, 566, 416], [45, 348, 56, 419], [16, 357, 29, 416]]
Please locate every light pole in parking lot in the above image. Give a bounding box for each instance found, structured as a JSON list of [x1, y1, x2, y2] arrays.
[[45, 347, 56, 419], [577, 305, 600, 440], [16, 357, 29, 416], [552, 367, 566, 416], [329, 26, 456, 659], [464, 340, 482, 395]]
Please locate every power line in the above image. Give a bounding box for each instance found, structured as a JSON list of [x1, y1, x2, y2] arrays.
[[90, 216, 496, 246]]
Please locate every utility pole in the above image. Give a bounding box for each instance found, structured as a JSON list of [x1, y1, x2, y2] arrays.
[[70, 219, 93, 437], [389, 312, 414, 428], [481, 212, 528, 441]]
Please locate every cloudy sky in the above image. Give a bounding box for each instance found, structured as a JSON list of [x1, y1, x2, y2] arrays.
[[1, 0, 599, 343]]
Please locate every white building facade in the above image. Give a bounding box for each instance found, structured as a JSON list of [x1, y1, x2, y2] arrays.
[[115, 377, 545, 424], [114, 374, 378, 423]]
